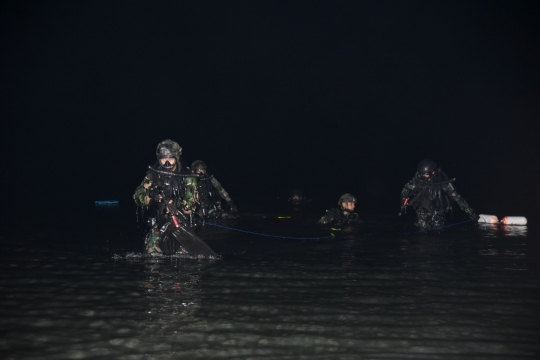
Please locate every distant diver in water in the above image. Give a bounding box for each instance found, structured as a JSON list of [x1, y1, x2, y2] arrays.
[[400, 159, 477, 229], [317, 193, 360, 227], [133, 140, 217, 257], [288, 189, 311, 206], [190, 160, 237, 221]]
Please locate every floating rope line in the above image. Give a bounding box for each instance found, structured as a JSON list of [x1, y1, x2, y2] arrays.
[[200, 221, 329, 241], [199, 218, 474, 241]]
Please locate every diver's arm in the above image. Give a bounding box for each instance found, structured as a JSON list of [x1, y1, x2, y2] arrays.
[[401, 179, 416, 202], [211, 177, 237, 211], [211, 177, 232, 203], [442, 183, 475, 215], [133, 174, 154, 206], [317, 211, 334, 225]]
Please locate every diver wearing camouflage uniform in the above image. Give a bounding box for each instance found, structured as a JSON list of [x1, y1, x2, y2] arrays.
[[190, 160, 237, 221], [400, 159, 477, 229], [133, 140, 199, 254], [317, 194, 360, 227]]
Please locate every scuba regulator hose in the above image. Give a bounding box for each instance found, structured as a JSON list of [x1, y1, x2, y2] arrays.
[[148, 165, 214, 180]]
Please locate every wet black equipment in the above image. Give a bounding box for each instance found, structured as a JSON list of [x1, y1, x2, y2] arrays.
[[326, 208, 359, 225], [158, 190, 217, 257], [147, 165, 216, 181], [417, 178, 456, 185], [398, 174, 456, 216], [398, 193, 428, 216]]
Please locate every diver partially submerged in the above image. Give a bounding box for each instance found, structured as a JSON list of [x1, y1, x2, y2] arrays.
[[317, 193, 360, 227], [400, 159, 477, 229], [288, 189, 312, 206], [190, 160, 237, 222], [133, 140, 217, 257]]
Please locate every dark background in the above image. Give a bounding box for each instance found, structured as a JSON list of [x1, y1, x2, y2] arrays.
[[2, 1, 540, 224]]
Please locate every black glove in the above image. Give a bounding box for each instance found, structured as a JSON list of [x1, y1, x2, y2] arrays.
[[467, 211, 479, 222], [228, 201, 238, 213]]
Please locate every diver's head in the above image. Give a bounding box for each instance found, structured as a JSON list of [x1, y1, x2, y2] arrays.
[[338, 193, 357, 211], [416, 159, 437, 180], [156, 139, 182, 171], [291, 189, 303, 201], [191, 160, 207, 175]]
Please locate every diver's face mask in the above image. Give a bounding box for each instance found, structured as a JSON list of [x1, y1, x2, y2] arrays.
[[159, 157, 177, 170], [195, 168, 206, 175], [421, 171, 435, 181]]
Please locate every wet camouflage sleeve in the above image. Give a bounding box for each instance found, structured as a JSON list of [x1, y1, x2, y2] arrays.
[[182, 176, 199, 212], [133, 172, 154, 207], [210, 177, 232, 203], [400, 179, 416, 202], [441, 183, 474, 214]]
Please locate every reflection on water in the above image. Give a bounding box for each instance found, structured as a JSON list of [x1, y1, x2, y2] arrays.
[[501, 225, 528, 237], [1, 213, 539, 359], [478, 223, 528, 238]]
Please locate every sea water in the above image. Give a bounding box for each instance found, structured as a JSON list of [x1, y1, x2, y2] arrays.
[[1, 208, 539, 359]]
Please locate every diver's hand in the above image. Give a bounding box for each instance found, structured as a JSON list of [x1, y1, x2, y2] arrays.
[[228, 201, 238, 213], [164, 200, 174, 213], [467, 211, 479, 222], [398, 198, 409, 216]]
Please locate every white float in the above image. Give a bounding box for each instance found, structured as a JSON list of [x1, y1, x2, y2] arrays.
[[500, 216, 527, 225], [478, 214, 499, 224]]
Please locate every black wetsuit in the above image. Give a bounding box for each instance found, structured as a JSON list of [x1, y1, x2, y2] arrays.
[[317, 208, 360, 227]]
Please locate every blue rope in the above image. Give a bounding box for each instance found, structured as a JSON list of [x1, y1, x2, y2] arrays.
[[199, 218, 473, 241], [200, 221, 329, 241]]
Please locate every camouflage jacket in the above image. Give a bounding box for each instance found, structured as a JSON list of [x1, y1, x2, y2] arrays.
[[133, 164, 198, 214], [401, 175, 473, 215], [210, 177, 232, 203], [197, 174, 233, 204]]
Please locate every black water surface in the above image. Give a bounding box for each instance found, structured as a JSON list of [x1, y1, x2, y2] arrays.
[[1, 206, 539, 360]]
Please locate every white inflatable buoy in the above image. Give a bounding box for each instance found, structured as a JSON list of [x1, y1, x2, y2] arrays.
[[478, 214, 499, 224], [500, 216, 527, 225]]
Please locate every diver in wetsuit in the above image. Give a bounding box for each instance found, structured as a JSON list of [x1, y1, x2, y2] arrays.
[[133, 140, 216, 257], [190, 160, 237, 221], [317, 194, 360, 227], [400, 159, 477, 229]]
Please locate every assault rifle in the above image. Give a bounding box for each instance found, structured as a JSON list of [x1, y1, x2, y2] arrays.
[[158, 190, 217, 257], [398, 189, 425, 216]]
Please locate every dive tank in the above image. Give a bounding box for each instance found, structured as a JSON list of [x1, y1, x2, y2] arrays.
[[478, 214, 499, 224], [500, 216, 527, 225]]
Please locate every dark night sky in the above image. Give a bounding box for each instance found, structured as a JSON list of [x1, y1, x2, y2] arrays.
[[2, 1, 540, 220]]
